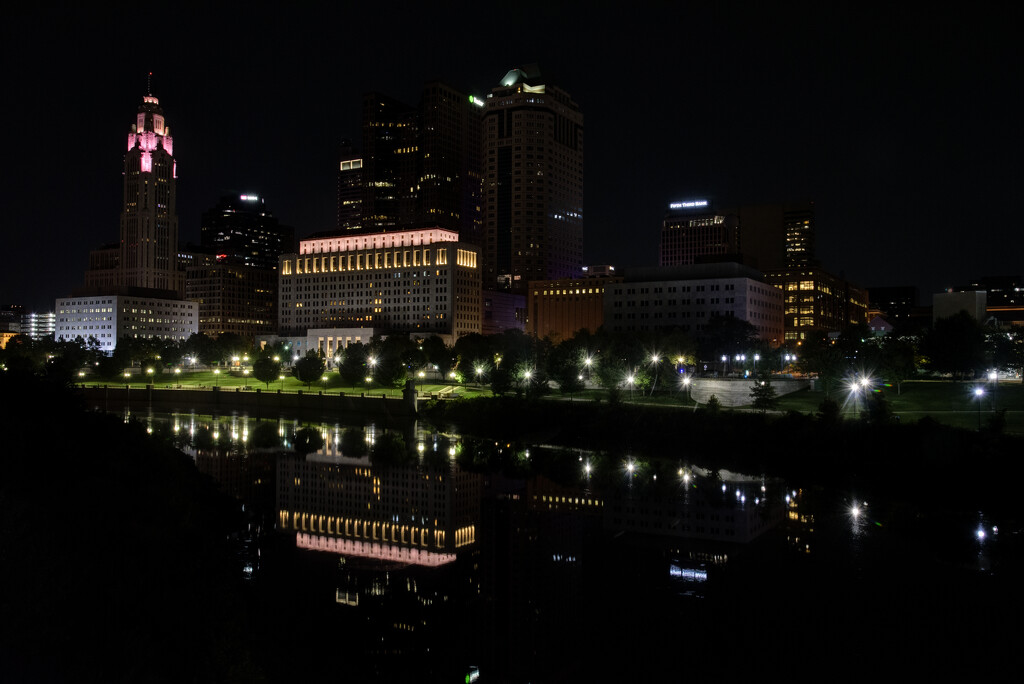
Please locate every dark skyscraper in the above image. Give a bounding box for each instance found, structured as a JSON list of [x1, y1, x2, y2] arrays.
[[659, 199, 740, 266], [119, 89, 181, 295], [483, 66, 583, 294], [357, 83, 482, 239], [200, 194, 294, 269], [337, 139, 363, 232]]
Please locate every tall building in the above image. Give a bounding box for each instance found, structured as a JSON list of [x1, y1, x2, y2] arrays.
[[659, 200, 740, 267], [119, 88, 181, 295], [358, 83, 482, 239], [337, 139, 363, 232], [731, 201, 816, 271], [63, 83, 196, 349], [199, 194, 294, 270], [482, 66, 584, 293]]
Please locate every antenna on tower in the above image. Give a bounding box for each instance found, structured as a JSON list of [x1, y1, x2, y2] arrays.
[[147, 71, 153, 95]]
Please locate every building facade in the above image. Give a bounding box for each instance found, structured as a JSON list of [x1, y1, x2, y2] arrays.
[[483, 66, 584, 293], [659, 200, 740, 267], [337, 139, 363, 232], [184, 253, 277, 340], [119, 90, 182, 295], [199, 194, 294, 270], [54, 294, 197, 352], [603, 263, 784, 342], [765, 266, 868, 342], [278, 229, 481, 343], [526, 276, 621, 341], [359, 83, 482, 240], [22, 312, 55, 340]]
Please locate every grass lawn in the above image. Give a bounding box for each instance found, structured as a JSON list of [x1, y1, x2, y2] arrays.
[[774, 379, 1024, 433]]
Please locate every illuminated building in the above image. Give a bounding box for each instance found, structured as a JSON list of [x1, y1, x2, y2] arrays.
[[336, 139, 363, 232], [483, 66, 584, 293], [54, 294, 196, 352], [526, 276, 621, 340], [277, 228, 481, 343], [22, 312, 55, 340], [65, 83, 196, 348], [659, 200, 739, 266], [766, 266, 868, 342], [732, 201, 816, 271], [199, 194, 294, 270], [276, 438, 481, 565], [118, 87, 182, 295], [604, 263, 784, 342], [359, 83, 482, 240]]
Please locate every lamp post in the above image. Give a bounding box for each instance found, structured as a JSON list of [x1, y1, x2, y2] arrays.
[[988, 370, 998, 409], [243, 368, 250, 388], [626, 374, 635, 401], [213, 368, 220, 387], [720, 355, 727, 377], [417, 370, 425, 396], [753, 354, 760, 375], [974, 387, 985, 431], [174, 367, 181, 387], [279, 374, 286, 391], [649, 354, 660, 396], [682, 375, 692, 402], [475, 364, 484, 389]]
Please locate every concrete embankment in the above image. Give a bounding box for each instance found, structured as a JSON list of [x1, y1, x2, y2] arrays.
[[689, 378, 810, 407], [80, 385, 418, 418]]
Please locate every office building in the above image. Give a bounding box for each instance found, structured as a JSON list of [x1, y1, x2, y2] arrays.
[[659, 200, 740, 267], [933, 291, 987, 322], [483, 66, 584, 293], [118, 88, 182, 295], [766, 266, 867, 342], [199, 194, 294, 270], [604, 263, 784, 342], [732, 201, 816, 272], [54, 294, 196, 353], [66, 85, 195, 348], [337, 139, 363, 232], [358, 83, 482, 240], [184, 252, 277, 340], [277, 228, 481, 344], [526, 276, 620, 341]]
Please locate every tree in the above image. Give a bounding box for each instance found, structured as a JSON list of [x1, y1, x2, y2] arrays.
[[880, 336, 917, 395], [292, 351, 325, 388], [749, 374, 778, 413], [293, 427, 324, 456], [696, 317, 758, 362], [921, 311, 986, 380], [252, 356, 282, 388], [817, 397, 841, 424]]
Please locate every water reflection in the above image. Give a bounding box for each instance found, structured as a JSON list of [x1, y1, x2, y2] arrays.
[[123, 410, 1019, 680]]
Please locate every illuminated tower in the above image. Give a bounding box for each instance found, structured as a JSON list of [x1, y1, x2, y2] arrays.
[[483, 66, 583, 293], [119, 85, 181, 295]]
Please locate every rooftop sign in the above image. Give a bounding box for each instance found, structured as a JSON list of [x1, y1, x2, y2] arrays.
[[669, 200, 709, 210]]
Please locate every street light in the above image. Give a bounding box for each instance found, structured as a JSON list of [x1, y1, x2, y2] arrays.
[[626, 374, 635, 401], [279, 373, 286, 391], [753, 354, 760, 375], [721, 355, 727, 376], [243, 368, 250, 388], [213, 368, 220, 386], [682, 375, 692, 402], [974, 386, 985, 431], [417, 370, 425, 395], [649, 354, 660, 395]]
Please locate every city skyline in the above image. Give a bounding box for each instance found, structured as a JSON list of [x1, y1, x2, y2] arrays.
[[3, 3, 1020, 311]]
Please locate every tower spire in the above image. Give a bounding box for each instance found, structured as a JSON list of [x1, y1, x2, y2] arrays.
[[147, 71, 152, 95]]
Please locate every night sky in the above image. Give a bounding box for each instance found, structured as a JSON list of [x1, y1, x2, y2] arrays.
[[3, 3, 1020, 312]]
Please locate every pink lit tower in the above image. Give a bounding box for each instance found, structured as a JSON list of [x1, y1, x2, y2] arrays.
[[119, 77, 182, 295]]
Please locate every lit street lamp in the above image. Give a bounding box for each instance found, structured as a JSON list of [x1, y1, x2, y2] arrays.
[[213, 368, 220, 386], [974, 387, 985, 431], [721, 355, 727, 377], [243, 368, 250, 388], [626, 374, 635, 401]]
